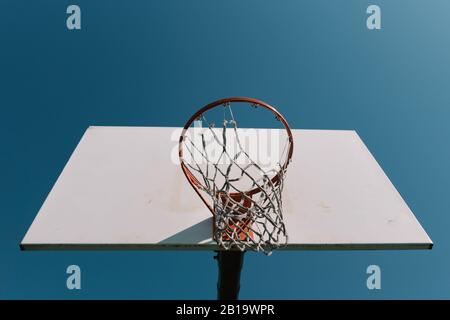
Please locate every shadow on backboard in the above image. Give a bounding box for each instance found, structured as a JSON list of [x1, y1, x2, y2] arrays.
[[159, 217, 213, 245]]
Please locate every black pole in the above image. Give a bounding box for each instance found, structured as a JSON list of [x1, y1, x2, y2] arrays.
[[215, 250, 245, 300]]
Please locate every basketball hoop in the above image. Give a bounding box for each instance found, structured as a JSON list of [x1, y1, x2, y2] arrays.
[[179, 97, 294, 254]]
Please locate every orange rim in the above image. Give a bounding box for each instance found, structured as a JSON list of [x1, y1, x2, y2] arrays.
[[179, 97, 294, 220]]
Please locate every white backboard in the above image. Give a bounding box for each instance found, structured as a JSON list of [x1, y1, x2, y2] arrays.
[[21, 126, 432, 250]]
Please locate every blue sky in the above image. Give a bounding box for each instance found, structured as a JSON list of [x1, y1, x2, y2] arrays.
[[0, 1, 448, 299]]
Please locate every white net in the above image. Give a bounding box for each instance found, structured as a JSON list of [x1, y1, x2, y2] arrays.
[[180, 103, 291, 255]]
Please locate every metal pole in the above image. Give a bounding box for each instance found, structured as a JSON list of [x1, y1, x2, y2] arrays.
[[215, 250, 245, 300]]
